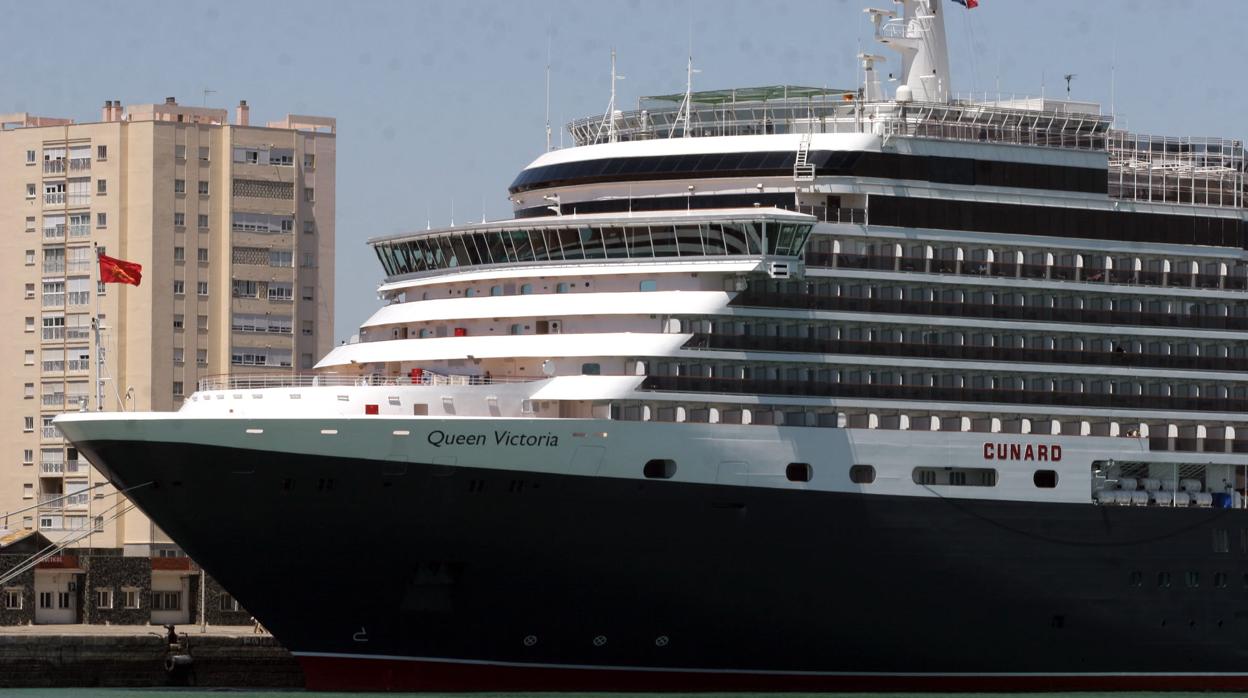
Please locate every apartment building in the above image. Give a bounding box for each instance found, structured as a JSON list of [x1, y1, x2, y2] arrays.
[[0, 98, 335, 623]]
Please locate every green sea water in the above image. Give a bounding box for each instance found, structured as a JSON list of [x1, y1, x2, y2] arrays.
[[1, 693, 1242, 698]]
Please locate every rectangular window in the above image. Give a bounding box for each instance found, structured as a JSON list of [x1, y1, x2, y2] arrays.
[[25, 183, 36, 199], [23, 416, 34, 431], [96, 212, 107, 228], [231, 280, 258, 298], [301, 252, 315, 268], [197, 281, 208, 296], [24, 350, 35, 365], [173, 314, 184, 330], [173, 280, 185, 295], [24, 250, 34, 266], [4, 588, 22, 610], [173, 348, 184, 363], [196, 349, 207, 365], [24, 316, 34, 332], [301, 286, 314, 301], [301, 352, 313, 369], [198, 181, 209, 195], [219, 593, 239, 612], [174, 212, 185, 227], [23, 383, 33, 399], [26, 149, 36, 164], [197, 314, 208, 330], [122, 588, 139, 609], [23, 483, 33, 499], [25, 283, 35, 299], [151, 591, 182, 611], [303, 220, 314, 234], [303, 187, 314, 202], [198, 146, 210, 162], [95, 588, 112, 610], [912, 467, 998, 487], [268, 282, 293, 301], [197, 248, 208, 262], [96, 145, 107, 161], [268, 249, 293, 267], [96, 179, 107, 195], [302, 320, 313, 336], [172, 381, 184, 396], [173, 246, 185, 262], [25, 216, 35, 232], [23, 449, 33, 463], [198, 214, 209, 229], [174, 179, 185, 194], [175, 145, 186, 160], [303, 153, 315, 169]]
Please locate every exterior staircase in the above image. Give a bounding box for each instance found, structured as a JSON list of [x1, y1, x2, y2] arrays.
[[794, 133, 816, 181]]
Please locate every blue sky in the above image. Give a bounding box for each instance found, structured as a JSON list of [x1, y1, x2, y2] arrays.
[[3, 0, 1246, 340]]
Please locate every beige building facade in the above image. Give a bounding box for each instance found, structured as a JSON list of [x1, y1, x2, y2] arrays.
[[0, 98, 335, 561]]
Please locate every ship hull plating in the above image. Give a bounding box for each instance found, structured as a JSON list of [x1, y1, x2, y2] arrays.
[[75, 439, 1248, 691]]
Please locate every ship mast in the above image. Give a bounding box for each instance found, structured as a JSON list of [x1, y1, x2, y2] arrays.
[[868, 0, 953, 102]]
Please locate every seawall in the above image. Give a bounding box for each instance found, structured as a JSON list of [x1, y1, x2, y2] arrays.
[[0, 627, 303, 688]]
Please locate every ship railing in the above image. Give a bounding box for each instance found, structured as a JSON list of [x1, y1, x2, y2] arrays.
[[197, 372, 544, 392]]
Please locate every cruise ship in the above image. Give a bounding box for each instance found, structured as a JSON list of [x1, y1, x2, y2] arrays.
[[57, 0, 1248, 691]]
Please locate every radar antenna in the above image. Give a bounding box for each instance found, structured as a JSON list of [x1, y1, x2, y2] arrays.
[[1063, 73, 1077, 96]]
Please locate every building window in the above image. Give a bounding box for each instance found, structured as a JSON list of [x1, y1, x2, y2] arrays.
[[25, 183, 37, 199], [23, 383, 33, 399], [510, 324, 525, 335], [198, 146, 210, 162], [785, 462, 813, 483], [95, 588, 113, 609], [198, 181, 209, 195], [197, 315, 208, 331], [24, 351, 34, 366], [173, 280, 186, 295], [151, 591, 182, 611], [173, 348, 184, 364], [174, 179, 185, 194], [196, 349, 207, 365], [172, 381, 184, 396], [268, 250, 293, 267], [556, 282, 570, 293], [24, 316, 34, 332], [96, 179, 107, 195], [301, 252, 315, 268], [121, 588, 139, 609], [197, 248, 208, 263], [301, 353, 313, 369], [174, 212, 185, 227], [22, 483, 33, 499], [25, 283, 35, 299], [23, 417, 34, 432], [197, 281, 208, 296], [96, 145, 107, 160], [850, 464, 876, 484], [25, 149, 36, 164], [303, 187, 314, 202], [173, 315, 184, 330], [96, 212, 107, 228], [25, 216, 35, 232], [1213, 529, 1230, 554], [300, 286, 313, 301], [4, 588, 22, 610], [303, 220, 314, 234], [24, 250, 34, 266], [195, 214, 208, 229], [303, 154, 315, 169], [22, 449, 33, 464], [301, 321, 313, 336], [268, 283, 293, 301], [175, 145, 186, 160], [173, 246, 185, 262]]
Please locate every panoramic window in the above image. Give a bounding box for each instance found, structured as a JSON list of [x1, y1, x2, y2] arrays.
[[849, 465, 876, 484], [785, 462, 812, 483], [643, 459, 676, 479], [912, 467, 997, 487]]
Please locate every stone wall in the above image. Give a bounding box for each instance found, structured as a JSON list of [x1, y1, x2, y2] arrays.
[[0, 555, 35, 626], [204, 575, 253, 626], [83, 554, 151, 625]]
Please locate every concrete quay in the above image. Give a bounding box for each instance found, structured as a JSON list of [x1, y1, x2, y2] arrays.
[[0, 623, 304, 688]]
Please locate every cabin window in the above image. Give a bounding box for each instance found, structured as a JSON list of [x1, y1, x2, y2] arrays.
[[1158, 571, 1171, 588], [643, 459, 676, 479], [490, 285, 503, 296], [1213, 529, 1230, 553], [510, 324, 525, 335], [912, 467, 997, 487], [785, 463, 812, 483], [1186, 571, 1200, 588], [581, 363, 601, 375], [639, 279, 658, 292], [849, 464, 876, 484], [556, 282, 570, 293], [521, 283, 533, 294], [1215, 572, 1228, 588], [1033, 470, 1058, 488], [465, 288, 476, 297], [1129, 571, 1142, 587]]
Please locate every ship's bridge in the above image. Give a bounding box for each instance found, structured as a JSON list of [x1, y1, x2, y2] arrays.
[[369, 208, 815, 283]]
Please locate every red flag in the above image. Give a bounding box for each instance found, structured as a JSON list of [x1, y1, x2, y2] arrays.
[[98, 253, 142, 286]]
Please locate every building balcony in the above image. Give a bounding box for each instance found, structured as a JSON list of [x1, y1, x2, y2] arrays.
[[68, 158, 90, 172], [41, 395, 65, 407], [43, 160, 64, 175], [65, 459, 85, 474], [43, 225, 65, 241], [40, 461, 63, 475], [41, 426, 60, 440]]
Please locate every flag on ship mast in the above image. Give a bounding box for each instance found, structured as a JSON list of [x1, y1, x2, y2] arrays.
[[952, 0, 978, 7], [98, 252, 142, 286]]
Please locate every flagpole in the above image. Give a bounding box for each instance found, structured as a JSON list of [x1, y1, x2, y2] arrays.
[[93, 247, 105, 412]]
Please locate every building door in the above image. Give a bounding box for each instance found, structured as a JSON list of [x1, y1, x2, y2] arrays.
[[34, 571, 77, 624]]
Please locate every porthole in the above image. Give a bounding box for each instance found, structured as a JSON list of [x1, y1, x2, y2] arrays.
[[1158, 571, 1172, 589], [1033, 470, 1058, 488], [849, 464, 876, 484], [785, 463, 812, 483], [1186, 571, 1200, 588], [643, 459, 676, 479], [1129, 571, 1142, 587], [1215, 572, 1228, 588]]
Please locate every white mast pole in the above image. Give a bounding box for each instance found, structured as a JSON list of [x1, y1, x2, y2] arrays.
[[93, 247, 105, 412]]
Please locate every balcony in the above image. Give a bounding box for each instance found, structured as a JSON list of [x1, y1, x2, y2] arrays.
[[41, 426, 60, 440], [43, 160, 64, 175], [69, 157, 90, 172], [67, 359, 90, 372], [40, 461, 64, 475], [68, 223, 89, 238], [65, 493, 89, 508], [44, 192, 64, 206], [43, 225, 65, 241], [41, 394, 65, 407], [37, 493, 63, 505], [65, 459, 84, 474]]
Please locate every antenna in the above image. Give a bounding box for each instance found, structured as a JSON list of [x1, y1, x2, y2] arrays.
[[545, 34, 552, 152], [1063, 73, 1076, 97], [594, 49, 625, 144], [426, 204, 431, 231], [450, 198, 455, 227], [201, 88, 216, 106]]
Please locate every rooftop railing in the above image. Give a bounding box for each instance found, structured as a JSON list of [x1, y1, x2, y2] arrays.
[[196, 372, 544, 392]]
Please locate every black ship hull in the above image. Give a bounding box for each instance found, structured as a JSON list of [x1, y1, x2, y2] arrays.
[[75, 438, 1248, 691]]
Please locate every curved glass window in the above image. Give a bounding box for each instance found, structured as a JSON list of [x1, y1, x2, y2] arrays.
[[371, 218, 808, 278]]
